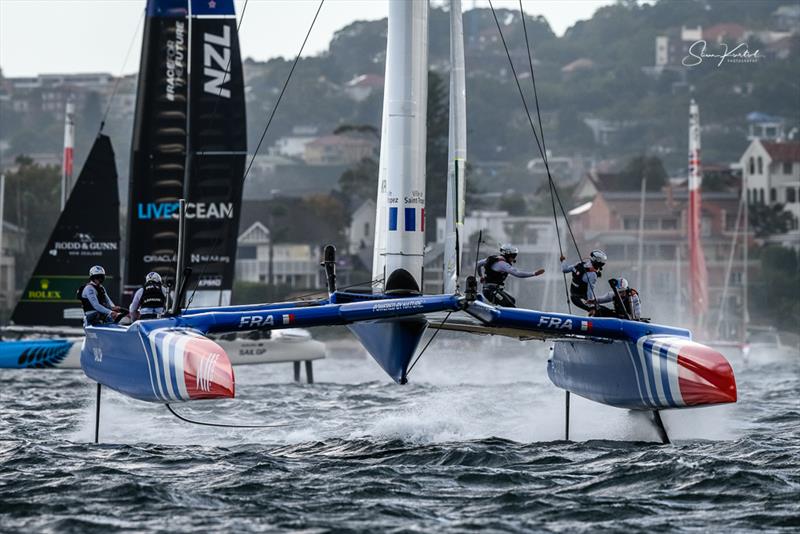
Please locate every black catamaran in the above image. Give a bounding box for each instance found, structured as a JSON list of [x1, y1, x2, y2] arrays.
[[124, 0, 246, 307]]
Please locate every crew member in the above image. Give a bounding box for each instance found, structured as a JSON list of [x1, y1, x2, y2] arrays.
[[78, 265, 119, 326], [589, 277, 642, 320], [560, 250, 607, 313], [129, 271, 167, 320], [477, 244, 545, 307]]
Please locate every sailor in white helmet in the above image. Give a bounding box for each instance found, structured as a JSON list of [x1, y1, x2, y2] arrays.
[[589, 277, 642, 321], [477, 244, 545, 307], [77, 265, 120, 326], [560, 249, 607, 314], [129, 271, 168, 321]]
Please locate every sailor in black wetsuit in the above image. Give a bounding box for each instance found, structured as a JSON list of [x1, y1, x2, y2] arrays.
[[129, 272, 168, 320], [78, 265, 120, 326], [560, 249, 607, 314], [477, 244, 545, 307]]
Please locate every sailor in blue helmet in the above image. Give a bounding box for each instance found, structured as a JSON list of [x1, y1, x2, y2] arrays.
[[129, 271, 168, 321], [560, 249, 607, 314], [477, 244, 545, 307], [78, 265, 120, 326]]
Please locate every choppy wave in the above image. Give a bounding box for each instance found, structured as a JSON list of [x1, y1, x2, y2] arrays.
[[0, 335, 798, 531]]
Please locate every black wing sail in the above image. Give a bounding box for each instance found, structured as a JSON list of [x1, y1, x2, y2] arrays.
[[11, 134, 121, 326], [124, 0, 189, 301], [185, 0, 247, 306]]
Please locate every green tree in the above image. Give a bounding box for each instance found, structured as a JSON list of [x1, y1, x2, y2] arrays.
[[748, 203, 795, 238]]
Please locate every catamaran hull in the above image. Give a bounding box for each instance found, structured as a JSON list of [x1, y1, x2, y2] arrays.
[[548, 335, 737, 410], [82, 326, 234, 403]]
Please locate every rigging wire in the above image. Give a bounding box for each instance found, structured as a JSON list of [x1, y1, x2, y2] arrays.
[[516, 0, 572, 311], [185, 0, 324, 309], [183, 0, 250, 310], [165, 403, 293, 428], [487, 0, 583, 257], [242, 0, 325, 182], [100, 8, 145, 133], [405, 311, 453, 378]]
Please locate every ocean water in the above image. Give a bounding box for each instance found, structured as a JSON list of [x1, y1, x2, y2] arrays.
[[1, 334, 798, 532]]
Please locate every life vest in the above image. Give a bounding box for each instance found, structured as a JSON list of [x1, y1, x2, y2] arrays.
[[77, 282, 108, 313], [141, 281, 166, 309], [483, 255, 509, 285], [614, 288, 639, 318], [569, 261, 595, 297]]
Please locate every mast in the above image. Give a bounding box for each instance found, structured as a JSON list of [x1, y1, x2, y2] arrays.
[[443, 0, 466, 294], [61, 98, 75, 210], [742, 160, 749, 342], [372, 0, 429, 295], [688, 99, 708, 331]]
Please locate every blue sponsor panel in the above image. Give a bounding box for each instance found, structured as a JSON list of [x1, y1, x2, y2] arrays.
[[464, 300, 689, 343], [147, 0, 188, 17], [191, 0, 235, 16], [388, 207, 398, 231], [0, 339, 74, 369]]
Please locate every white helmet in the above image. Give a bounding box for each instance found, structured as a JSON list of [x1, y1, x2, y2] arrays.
[[618, 277, 629, 290], [589, 249, 607, 267], [499, 244, 519, 256], [89, 265, 106, 277], [145, 272, 162, 284]]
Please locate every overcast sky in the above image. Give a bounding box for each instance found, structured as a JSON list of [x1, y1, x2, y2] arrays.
[[0, 0, 614, 77]]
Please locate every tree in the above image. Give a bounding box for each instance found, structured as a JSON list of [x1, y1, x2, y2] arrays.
[[3, 157, 61, 288], [752, 245, 800, 332], [499, 193, 527, 215], [425, 70, 449, 242], [616, 156, 668, 191], [338, 157, 378, 207], [748, 203, 796, 238]]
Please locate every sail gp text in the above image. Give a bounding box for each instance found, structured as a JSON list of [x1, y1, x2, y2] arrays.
[[137, 202, 234, 220]]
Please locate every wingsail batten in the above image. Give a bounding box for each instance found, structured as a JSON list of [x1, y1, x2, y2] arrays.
[[11, 135, 120, 326]]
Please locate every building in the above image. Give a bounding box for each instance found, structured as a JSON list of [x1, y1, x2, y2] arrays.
[[0, 221, 26, 314], [347, 199, 375, 266], [746, 112, 787, 142], [739, 139, 800, 225], [568, 184, 754, 335], [303, 134, 377, 166], [271, 126, 319, 158], [235, 222, 319, 288], [343, 74, 384, 102]]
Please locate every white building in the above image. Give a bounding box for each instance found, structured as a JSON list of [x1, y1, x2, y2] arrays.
[[235, 222, 319, 288], [271, 126, 319, 158], [739, 139, 800, 226], [347, 199, 375, 256]]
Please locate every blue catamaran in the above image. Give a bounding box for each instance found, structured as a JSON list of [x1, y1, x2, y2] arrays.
[[82, 0, 736, 444]]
